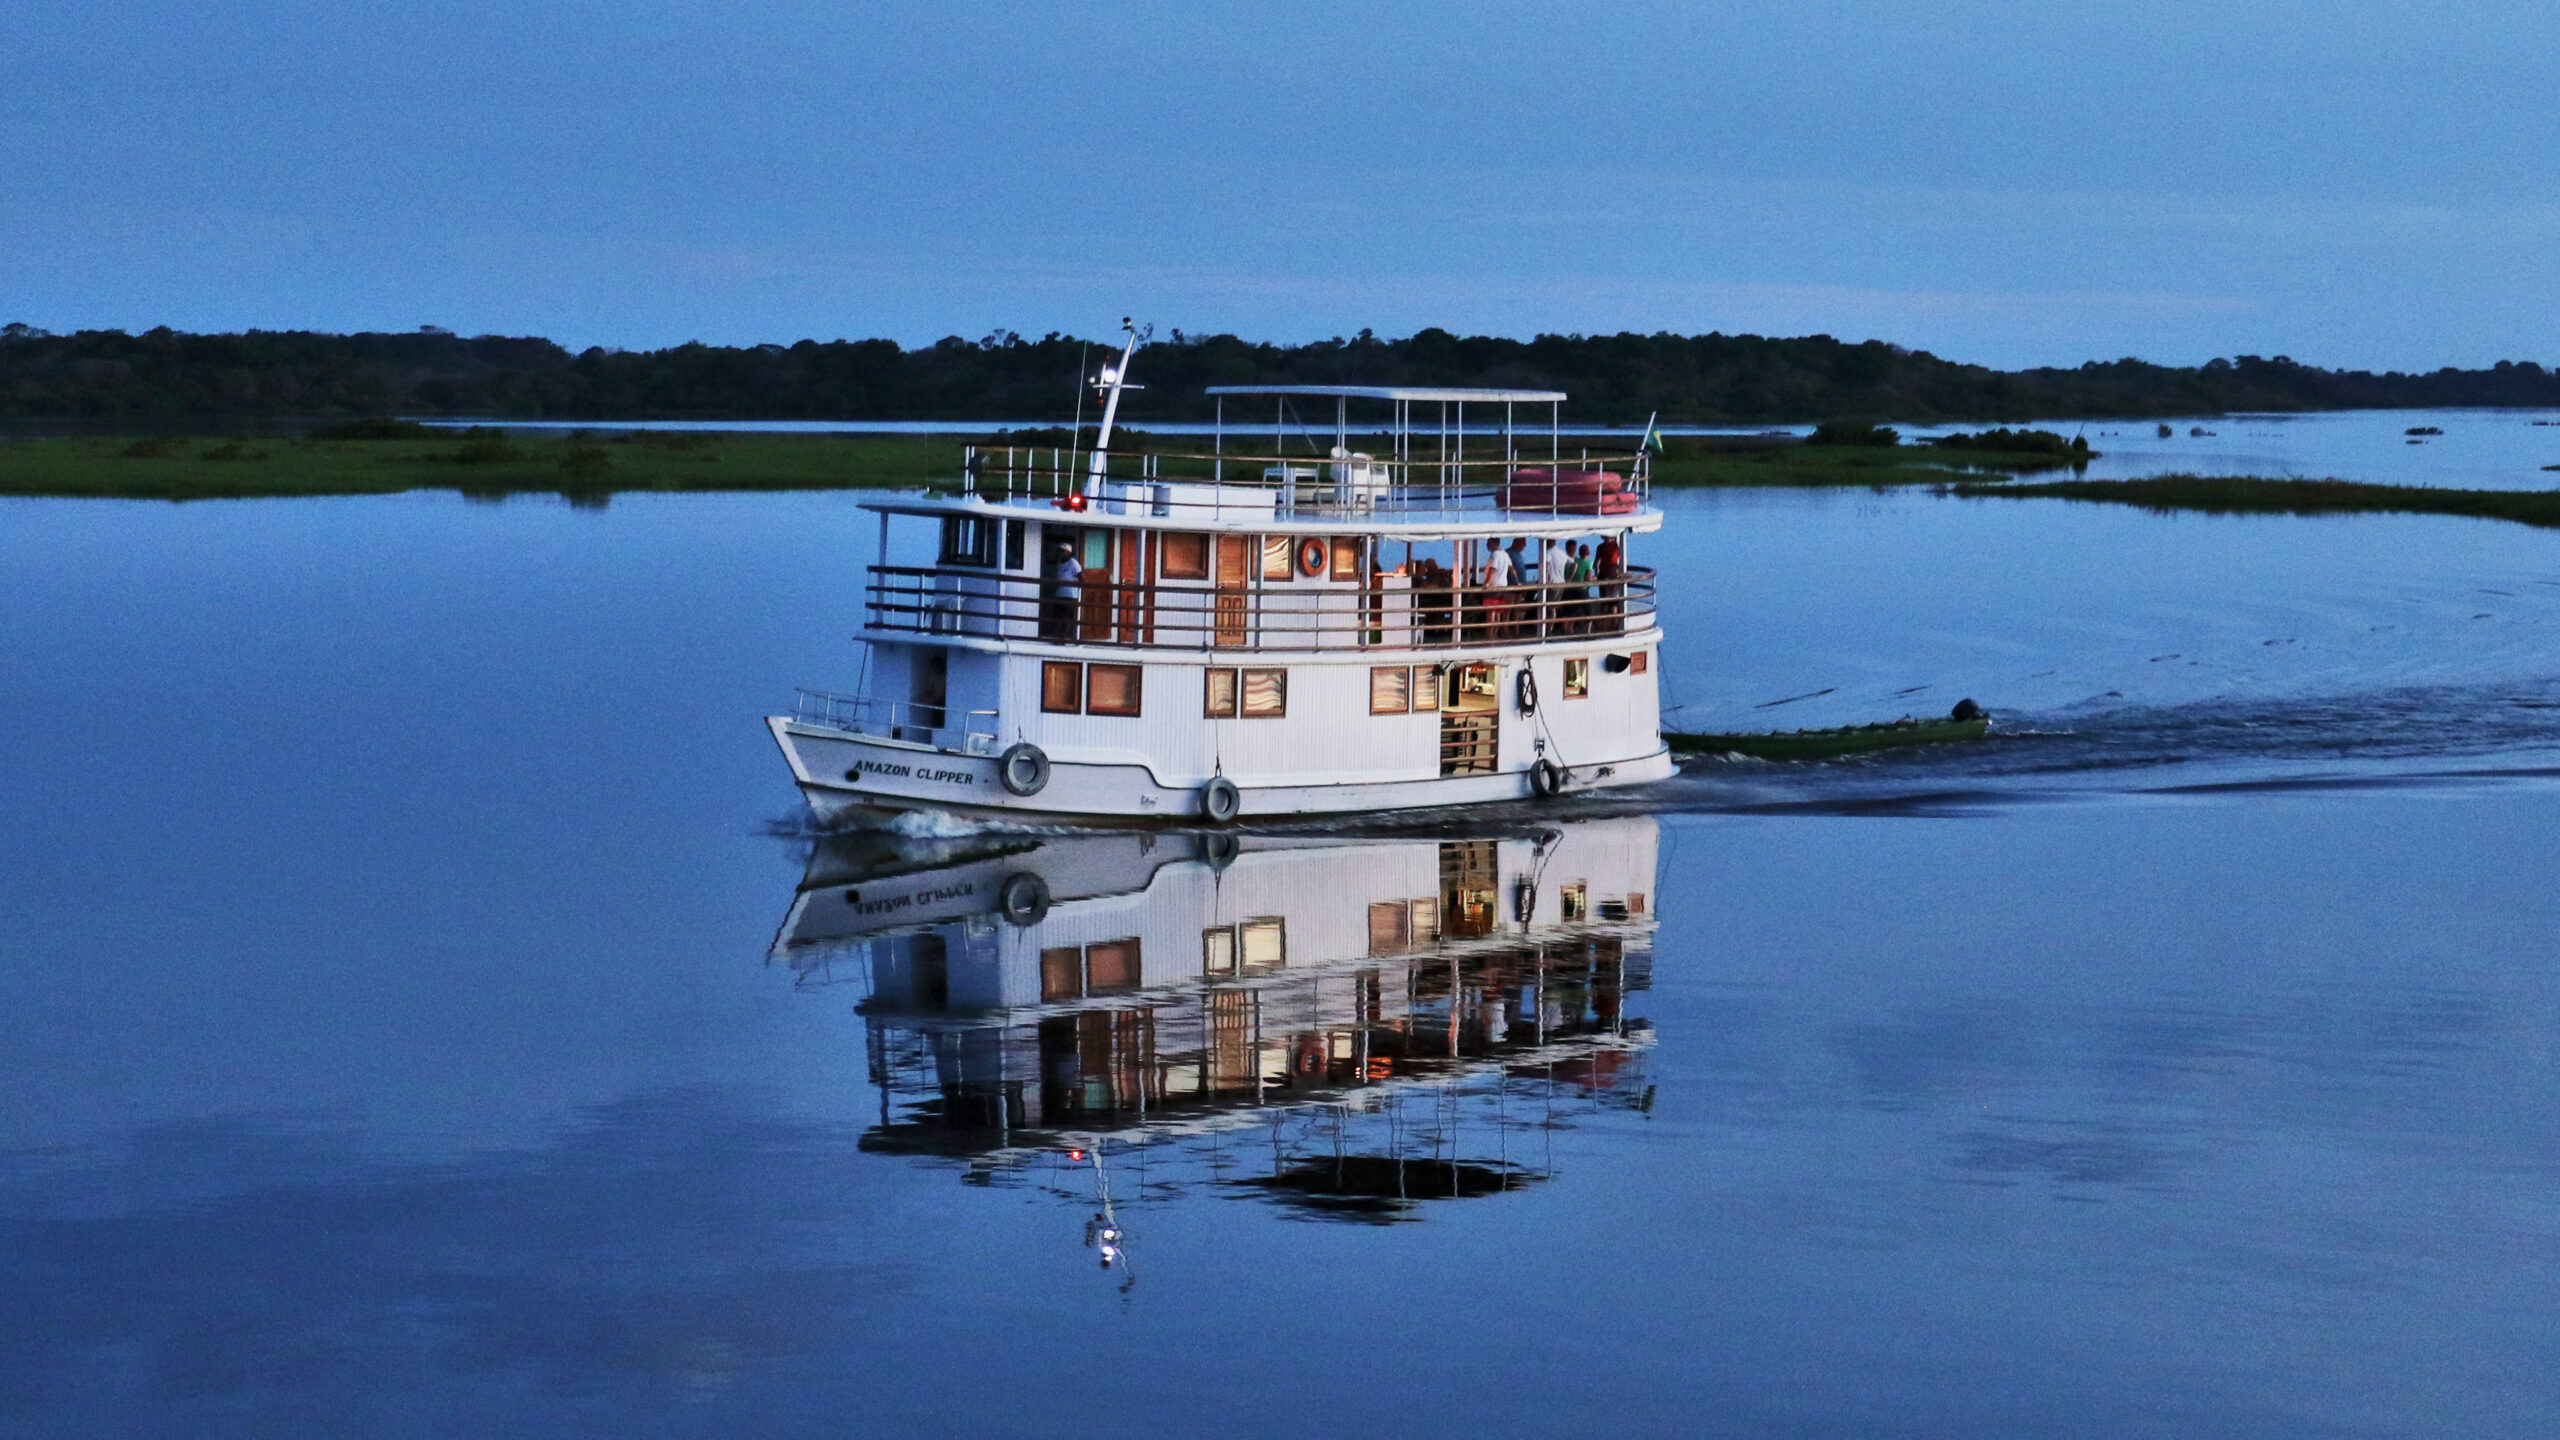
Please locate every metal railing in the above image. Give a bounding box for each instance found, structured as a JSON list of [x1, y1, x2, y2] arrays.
[[1438, 711, 1498, 775], [862, 566, 1658, 653], [794, 689, 1001, 750], [952, 445, 1650, 523]]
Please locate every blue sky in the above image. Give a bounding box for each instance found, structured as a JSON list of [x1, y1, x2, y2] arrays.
[[4, 0, 2553, 368]]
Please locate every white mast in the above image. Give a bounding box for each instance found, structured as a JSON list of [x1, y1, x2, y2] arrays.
[[1084, 318, 1148, 490]]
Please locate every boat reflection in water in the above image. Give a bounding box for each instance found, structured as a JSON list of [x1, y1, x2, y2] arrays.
[[771, 818, 1659, 1249]]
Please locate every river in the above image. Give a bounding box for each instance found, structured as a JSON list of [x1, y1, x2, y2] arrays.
[[2, 469, 2555, 1436]]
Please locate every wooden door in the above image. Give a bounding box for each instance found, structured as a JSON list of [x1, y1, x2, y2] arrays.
[[1117, 530, 1145, 642], [1214, 534, 1250, 647], [1078, 529, 1114, 641]]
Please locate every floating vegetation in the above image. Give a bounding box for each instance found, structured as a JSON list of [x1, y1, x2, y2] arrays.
[[1953, 474, 2560, 531], [308, 417, 433, 440]]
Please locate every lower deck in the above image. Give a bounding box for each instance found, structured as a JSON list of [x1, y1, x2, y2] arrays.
[[772, 635, 1670, 821]]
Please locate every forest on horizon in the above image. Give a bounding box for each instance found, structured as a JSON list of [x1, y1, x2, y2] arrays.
[[5, 321, 2557, 425]]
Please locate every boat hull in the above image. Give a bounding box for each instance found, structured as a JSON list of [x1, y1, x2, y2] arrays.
[[768, 716, 1674, 824]]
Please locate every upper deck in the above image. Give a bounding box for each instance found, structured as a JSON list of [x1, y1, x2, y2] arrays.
[[890, 444, 1658, 536], [888, 381, 1660, 536]]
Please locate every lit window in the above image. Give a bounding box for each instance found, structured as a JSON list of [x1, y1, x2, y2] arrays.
[[1242, 668, 1287, 718], [1087, 663, 1143, 717], [1330, 537, 1361, 580], [1240, 917, 1286, 969], [1042, 661, 1083, 714], [1261, 534, 1294, 581], [1203, 926, 1238, 975], [1413, 667, 1440, 712], [1563, 657, 1590, 698], [1561, 883, 1588, 921], [1161, 532, 1208, 580], [1369, 666, 1410, 714], [1204, 667, 1239, 718]]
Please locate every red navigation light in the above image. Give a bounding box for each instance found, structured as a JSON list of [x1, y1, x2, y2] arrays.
[[1066, 1149, 1086, 1161]]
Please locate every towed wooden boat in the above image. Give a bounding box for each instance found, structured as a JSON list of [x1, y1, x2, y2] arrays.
[[1669, 701, 1989, 761]]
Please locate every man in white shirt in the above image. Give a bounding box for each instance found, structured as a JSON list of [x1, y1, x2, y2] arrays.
[[1479, 539, 1515, 644]]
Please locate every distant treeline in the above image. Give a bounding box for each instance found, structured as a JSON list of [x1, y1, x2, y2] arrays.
[[5, 321, 2557, 424]]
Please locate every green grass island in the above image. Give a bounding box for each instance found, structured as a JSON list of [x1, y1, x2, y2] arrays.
[[0, 418, 2096, 502]]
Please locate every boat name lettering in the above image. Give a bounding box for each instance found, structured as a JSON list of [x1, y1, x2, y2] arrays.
[[853, 758, 979, 786], [850, 882, 976, 917]]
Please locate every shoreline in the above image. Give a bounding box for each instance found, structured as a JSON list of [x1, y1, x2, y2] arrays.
[[0, 429, 2085, 501]]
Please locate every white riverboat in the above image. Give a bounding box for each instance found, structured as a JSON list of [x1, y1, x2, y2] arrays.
[[767, 325, 1673, 824]]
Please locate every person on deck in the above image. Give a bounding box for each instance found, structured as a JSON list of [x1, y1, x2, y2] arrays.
[[1481, 539, 1516, 644], [1417, 557, 1451, 645], [1564, 541, 1593, 635], [1041, 540, 1081, 640], [1594, 533, 1624, 634], [1502, 537, 1531, 640]]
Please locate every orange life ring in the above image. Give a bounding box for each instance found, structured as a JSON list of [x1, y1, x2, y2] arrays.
[[1296, 536, 1327, 577]]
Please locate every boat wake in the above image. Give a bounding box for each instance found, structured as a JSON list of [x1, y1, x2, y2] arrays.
[[1628, 675, 2560, 818]]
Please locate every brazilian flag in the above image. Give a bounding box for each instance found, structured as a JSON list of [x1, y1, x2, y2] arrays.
[[1639, 412, 1664, 456]]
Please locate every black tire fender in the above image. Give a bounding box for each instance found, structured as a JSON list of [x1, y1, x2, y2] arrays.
[[998, 742, 1050, 796], [1199, 775, 1242, 824], [997, 871, 1051, 926], [1529, 757, 1566, 799]]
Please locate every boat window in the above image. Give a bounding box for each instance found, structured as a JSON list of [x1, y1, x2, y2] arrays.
[[1239, 917, 1286, 970], [939, 515, 999, 567], [1260, 535, 1294, 581], [1039, 946, 1082, 1002], [1561, 883, 1588, 922], [1084, 939, 1142, 994], [1330, 537, 1361, 580], [1367, 901, 1411, 956], [1450, 663, 1500, 710], [1369, 666, 1409, 714], [1563, 657, 1590, 698], [1409, 896, 1439, 942], [1202, 926, 1238, 975], [1204, 667, 1238, 718], [1004, 519, 1026, 570], [1083, 529, 1114, 570], [1413, 666, 1440, 712], [1041, 661, 1083, 714], [1086, 663, 1142, 717], [1241, 667, 1287, 718], [1161, 532, 1209, 580]]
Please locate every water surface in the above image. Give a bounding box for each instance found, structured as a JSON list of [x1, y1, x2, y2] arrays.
[[4, 482, 2558, 1436]]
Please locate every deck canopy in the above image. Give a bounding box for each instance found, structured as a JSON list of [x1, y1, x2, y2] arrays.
[[1204, 385, 1568, 404]]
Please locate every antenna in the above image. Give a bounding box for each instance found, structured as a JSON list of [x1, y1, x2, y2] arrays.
[[1070, 341, 1088, 455]]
